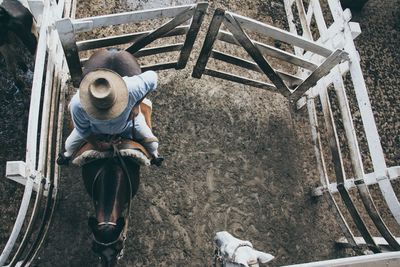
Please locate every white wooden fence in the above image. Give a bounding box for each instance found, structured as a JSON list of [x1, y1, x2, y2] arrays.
[[284, 0, 400, 253], [0, 0, 76, 266], [55, 2, 208, 87], [2, 0, 399, 265], [191, 0, 400, 254]]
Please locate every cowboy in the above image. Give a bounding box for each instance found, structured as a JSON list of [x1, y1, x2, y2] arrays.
[[57, 68, 163, 166]]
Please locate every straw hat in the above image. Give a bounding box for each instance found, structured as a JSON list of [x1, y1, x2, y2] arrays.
[[79, 69, 128, 120]]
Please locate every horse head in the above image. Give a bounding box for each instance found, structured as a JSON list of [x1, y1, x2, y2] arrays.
[[82, 157, 140, 267]]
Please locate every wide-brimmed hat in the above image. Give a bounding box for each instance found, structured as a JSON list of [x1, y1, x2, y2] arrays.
[[79, 69, 128, 120]]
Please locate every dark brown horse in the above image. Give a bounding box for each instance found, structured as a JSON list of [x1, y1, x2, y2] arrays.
[[0, 0, 37, 90], [80, 48, 142, 267]]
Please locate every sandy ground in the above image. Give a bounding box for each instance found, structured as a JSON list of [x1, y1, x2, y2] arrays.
[[0, 0, 399, 266]]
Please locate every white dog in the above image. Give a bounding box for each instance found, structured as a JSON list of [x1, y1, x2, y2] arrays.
[[214, 231, 274, 267]]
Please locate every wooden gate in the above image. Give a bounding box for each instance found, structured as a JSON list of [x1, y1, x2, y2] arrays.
[[192, 0, 400, 254], [55, 2, 208, 87], [192, 7, 348, 101]]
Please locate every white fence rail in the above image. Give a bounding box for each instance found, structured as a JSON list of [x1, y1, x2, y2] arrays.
[[283, 0, 400, 253], [0, 0, 75, 266]]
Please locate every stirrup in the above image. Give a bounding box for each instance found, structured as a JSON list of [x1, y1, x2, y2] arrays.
[[150, 156, 164, 167], [57, 153, 71, 166]]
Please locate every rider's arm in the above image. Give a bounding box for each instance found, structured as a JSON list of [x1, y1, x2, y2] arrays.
[[123, 70, 158, 104], [70, 95, 92, 139]]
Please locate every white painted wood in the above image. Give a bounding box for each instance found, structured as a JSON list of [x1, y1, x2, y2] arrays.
[[282, 251, 400, 267], [312, 166, 400, 196], [227, 11, 333, 57], [217, 30, 318, 70], [77, 25, 189, 51], [307, 95, 357, 246], [349, 21, 361, 39], [27, 0, 44, 23], [327, 0, 400, 224], [337, 236, 400, 247], [295, 0, 312, 40], [5, 161, 27, 183], [72, 5, 194, 33], [310, 0, 328, 33], [0, 0, 73, 264], [284, 0, 304, 56]]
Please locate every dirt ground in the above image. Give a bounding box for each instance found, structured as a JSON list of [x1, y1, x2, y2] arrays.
[[0, 0, 399, 266]]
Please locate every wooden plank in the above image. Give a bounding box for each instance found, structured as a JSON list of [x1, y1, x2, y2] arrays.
[[126, 7, 195, 54], [55, 18, 82, 87], [73, 5, 195, 33], [204, 68, 277, 92], [134, 43, 184, 58], [327, 0, 400, 225], [314, 166, 400, 196], [307, 97, 358, 248], [0, 2, 52, 264], [223, 12, 291, 96], [310, 0, 328, 33], [337, 237, 400, 248], [192, 8, 225, 78], [295, 0, 313, 40], [217, 30, 318, 70], [141, 62, 178, 72], [228, 11, 333, 57], [176, 2, 208, 69], [210, 50, 304, 86], [77, 26, 189, 51], [290, 49, 347, 101], [319, 89, 380, 253]]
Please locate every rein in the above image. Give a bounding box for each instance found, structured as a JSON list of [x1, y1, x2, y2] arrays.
[[91, 143, 133, 251]]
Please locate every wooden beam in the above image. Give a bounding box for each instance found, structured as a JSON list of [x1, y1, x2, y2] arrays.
[[204, 68, 277, 92], [217, 30, 318, 70], [55, 18, 82, 87], [307, 97, 358, 248], [295, 0, 313, 40], [223, 12, 290, 96], [176, 2, 208, 69], [72, 5, 195, 33], [319, 89, 380, 253], [126, 7, 195, 54], [192, 8, 225, 78], [77, 26, 189, 51], [229, 11, 333, 57], [210, 50, 304, 86], [141, 62, 178, 72], [290, 49, 347, 101], [134, 43, 184, 58]]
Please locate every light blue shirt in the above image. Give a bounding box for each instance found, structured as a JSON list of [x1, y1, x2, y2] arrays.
[[70, 71, 157, 138]]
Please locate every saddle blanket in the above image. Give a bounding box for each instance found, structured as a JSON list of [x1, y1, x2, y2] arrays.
[[72, 140, 151, 167]]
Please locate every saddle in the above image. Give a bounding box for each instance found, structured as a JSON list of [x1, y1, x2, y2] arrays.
[[72, 99, 154, 167]]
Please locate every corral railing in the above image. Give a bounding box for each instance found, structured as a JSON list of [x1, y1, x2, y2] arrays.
[[286, 0, 400, 253], [191, 0, 400, 254], [55, 2, 208, 87], [3, 0, 398, 264], [0, 0, 76, 266]]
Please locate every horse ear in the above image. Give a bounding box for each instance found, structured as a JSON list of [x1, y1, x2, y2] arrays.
[[88, 217, 98, 231]]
